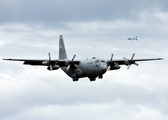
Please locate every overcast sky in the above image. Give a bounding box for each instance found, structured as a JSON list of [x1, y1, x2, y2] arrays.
[[0, 0, 167, 120]]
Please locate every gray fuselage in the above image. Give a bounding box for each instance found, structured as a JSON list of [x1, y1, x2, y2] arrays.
[[61, 58, 107, 79]]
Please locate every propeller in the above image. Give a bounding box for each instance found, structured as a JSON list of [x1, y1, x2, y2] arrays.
[[107, 54, 113, 71], [123, 53, 139, 69], [66, 54, 76, 71]]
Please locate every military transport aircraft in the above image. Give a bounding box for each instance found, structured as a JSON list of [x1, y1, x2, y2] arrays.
[[3, 35, 163, 81], [128, 36, 137, 41]]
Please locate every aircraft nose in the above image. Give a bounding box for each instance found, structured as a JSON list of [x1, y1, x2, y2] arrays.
[[100, 64, 108, 71]]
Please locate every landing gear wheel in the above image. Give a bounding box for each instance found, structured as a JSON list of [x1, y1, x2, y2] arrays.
[[73, 78, 78, 82], [98, 75, 103, 79], [89, 77, 96, 82]]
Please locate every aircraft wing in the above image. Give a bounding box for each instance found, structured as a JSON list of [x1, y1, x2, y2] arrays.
[[107, 54, 163, 70], [3, 58, 53, 66], [112, 58, 163, 65], [2, 58, 80, 67]]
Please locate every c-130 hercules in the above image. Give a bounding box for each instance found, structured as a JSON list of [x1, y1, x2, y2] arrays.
[[3, 35, 163, 82]]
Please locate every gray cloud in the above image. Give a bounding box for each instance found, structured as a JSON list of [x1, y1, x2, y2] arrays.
[[0, 0, 168, 120], [0, 0, 168, 25]]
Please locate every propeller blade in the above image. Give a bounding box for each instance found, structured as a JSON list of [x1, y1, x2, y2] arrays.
[[131, 53, 135, 60], [127, 65, 130, 70], [72, 54, 76, 61], [134, 62, 139, 66], [66, 65, 70, 71], [74, 64, 78, 68], [107, 66, 111, 71], [110, 54, 113, 61], [107, 54, 113, 71], [48, 52, 51, 61], [123, 57, 127, 60], [48, 52, 53, 70], [50, 65, 53, 70]]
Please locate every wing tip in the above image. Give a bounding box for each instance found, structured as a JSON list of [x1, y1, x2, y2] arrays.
[[2, 58, 11, 60]]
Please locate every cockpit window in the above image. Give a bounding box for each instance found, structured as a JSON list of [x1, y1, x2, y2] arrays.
[[95, 60, 99, 63]]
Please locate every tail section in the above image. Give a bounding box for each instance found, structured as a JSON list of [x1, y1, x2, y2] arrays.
[[59, 35, 67, 60]]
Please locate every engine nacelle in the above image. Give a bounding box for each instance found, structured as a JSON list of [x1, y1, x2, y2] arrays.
[[47, 65, 59, 70], [71, 68, 83, 78], [110, 64, 120, 70]]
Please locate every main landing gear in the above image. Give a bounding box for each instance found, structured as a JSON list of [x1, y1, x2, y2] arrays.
[[72, 78, 79, 82], [98, 75, 103, 79], [89, 74, 103, 82], [89, 77, 96, 81], [72, 74, 103, 82]]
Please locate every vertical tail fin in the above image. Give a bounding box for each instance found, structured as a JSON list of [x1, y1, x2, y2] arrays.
[[59, 35, 68, 60]]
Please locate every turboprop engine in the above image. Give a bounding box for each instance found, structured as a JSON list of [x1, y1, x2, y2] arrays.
[[107, 54, 120, 71], [70, 68, 83, 78], [123, 53, 138, 69], [47, 65, 59, 70], [109, 64, 120, 70], [42, 53, 60, 71]]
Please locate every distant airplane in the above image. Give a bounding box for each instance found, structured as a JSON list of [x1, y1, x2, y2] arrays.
[[3, 35, 163, 82], [128, 36, 137, 41]]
